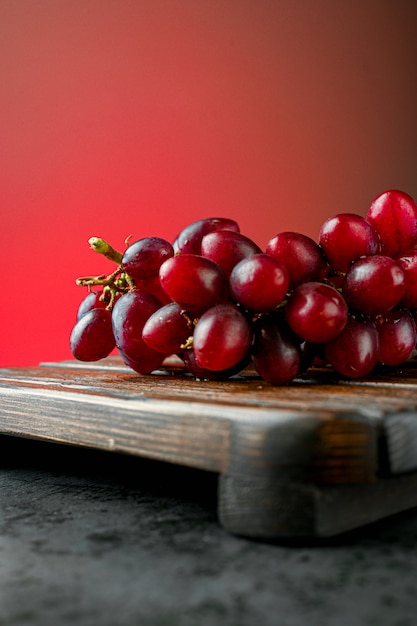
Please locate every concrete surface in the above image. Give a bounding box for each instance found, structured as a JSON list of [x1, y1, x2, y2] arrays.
[[1, 435, 417, 626]]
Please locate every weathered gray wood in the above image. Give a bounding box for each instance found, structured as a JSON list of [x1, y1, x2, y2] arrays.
[[219, 472, 417, 539]]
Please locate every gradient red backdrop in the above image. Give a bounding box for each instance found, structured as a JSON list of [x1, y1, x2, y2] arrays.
[[1, 0, 416, 367]]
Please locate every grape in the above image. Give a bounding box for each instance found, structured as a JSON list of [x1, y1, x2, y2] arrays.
[[266, 231, 328, 288], [374, 309, 416, 366], [159, 254, 229, 315], [76, 290, 108, 320], [73, 190, 417, 384], [286, 281, 348, 343], [193, 303, 252, 371], [142, 302, 193, 355], [111, 290, 164, 372], [229, 253, 289, 312], [200, 230, 261, 277], [118, 346, 165, 375], [121, 237, 174, 281], [396, 250, 417, 308], [174, 217, 240, 255], [183, 349, 249, 380], [324, 315, 379, 378], [366, 189, 417, 256], [318, 213, 381, 273], [133, 275, 172, 305], [70, 308, 115, 361], [342, 255, 405, 315], [251, 312, 301, 385]]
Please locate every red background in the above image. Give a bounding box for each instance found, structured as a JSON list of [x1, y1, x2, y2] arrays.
[[1, 0, 416, 367]]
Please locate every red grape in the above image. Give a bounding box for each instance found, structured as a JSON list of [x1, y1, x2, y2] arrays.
[[251, 313, 301, 385], [121, 237, 174, 281], [76, 290, 108, 321], [229, 253, 289, 312], [324, 315, 379, 378], [118, 346, 165, 375], [70, 308, 115, 361], [133, 275, 172, 305], [342, 255, 405, 315], [142, 302, 193, 355], [183, 349, 249, 380], [319, 213, 381, 273], [73, 191, 417, 383], [266, 231, 328, 288], [201, 230, 261, 277], [174, 217, 240, 255], [396, 250, 417, 308], [286, 281, 348, 343], [374, 309, 417, 366], [193, 303, 252, 371], [111, 290, 164, 372], [366, 189, 417, 256], [159, 254, 229, 315]]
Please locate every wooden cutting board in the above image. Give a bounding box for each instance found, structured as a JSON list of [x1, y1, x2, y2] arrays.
[[1, 356, 417, 539]]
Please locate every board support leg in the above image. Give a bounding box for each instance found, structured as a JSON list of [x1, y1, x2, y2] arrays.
[[218, 473, 318, 539], [218, 471, 417, 540]]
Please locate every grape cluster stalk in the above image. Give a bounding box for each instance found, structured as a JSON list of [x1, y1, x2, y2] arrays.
[[70, 190, 417, 385]]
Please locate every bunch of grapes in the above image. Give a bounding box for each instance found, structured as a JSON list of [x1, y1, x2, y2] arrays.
[[70, 189, 417, 385]]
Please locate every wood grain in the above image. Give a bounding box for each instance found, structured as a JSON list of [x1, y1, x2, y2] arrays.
[[1, 357, 417, 538]]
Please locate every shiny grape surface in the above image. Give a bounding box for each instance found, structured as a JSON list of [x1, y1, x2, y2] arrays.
[[76, 290, 108, 320], [121, 237, 174, 281], [159, 253, 229, 316], [266, 231, 328, 288], [366, 189, 417, 257], [319, 213, 381, 273], [342, 255, 406, 315], [70, 308, 115, 361], [71, 187, 417, 384], [192, 303, 252, 371], [201, 230, 262, 277], [229, 253, 289, 313], [286, 281, 348, 343]]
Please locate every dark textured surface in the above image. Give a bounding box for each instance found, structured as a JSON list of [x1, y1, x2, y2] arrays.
[[1, 435, 417, 626]]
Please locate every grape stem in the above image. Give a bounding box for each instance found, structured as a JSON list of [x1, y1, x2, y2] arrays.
[[76, 267, 130, 310], [88, 237, 123, 264], [180, 336, 194, 351], [76, 267, 123, 289]]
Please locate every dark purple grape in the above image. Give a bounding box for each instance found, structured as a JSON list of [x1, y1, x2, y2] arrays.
[[286, 281, 348, 343], [70, 308, 115, 361], [366, 189, 417, 257], [251, 313, 300, 385], [342, 255, 406, 315], [324, 315, 379, 378], [76, 290, 108, 321], [319, 213, 381, 272], [159, 254, 229, 315], [174, 217, 240, 255], [200, 230, 261, 277], [374, 309, 417, 366], [111, 290, 163, 371], [193, 303, 252, 371], [229, 253, 289, 312], [118, 346, 165, 375], [121, 237, 174, 281], [142, 302, 193, 355], [266, 231, 328, 288]]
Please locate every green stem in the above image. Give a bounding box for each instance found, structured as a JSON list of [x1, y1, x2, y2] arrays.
[[88, 237, 123, 264]]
